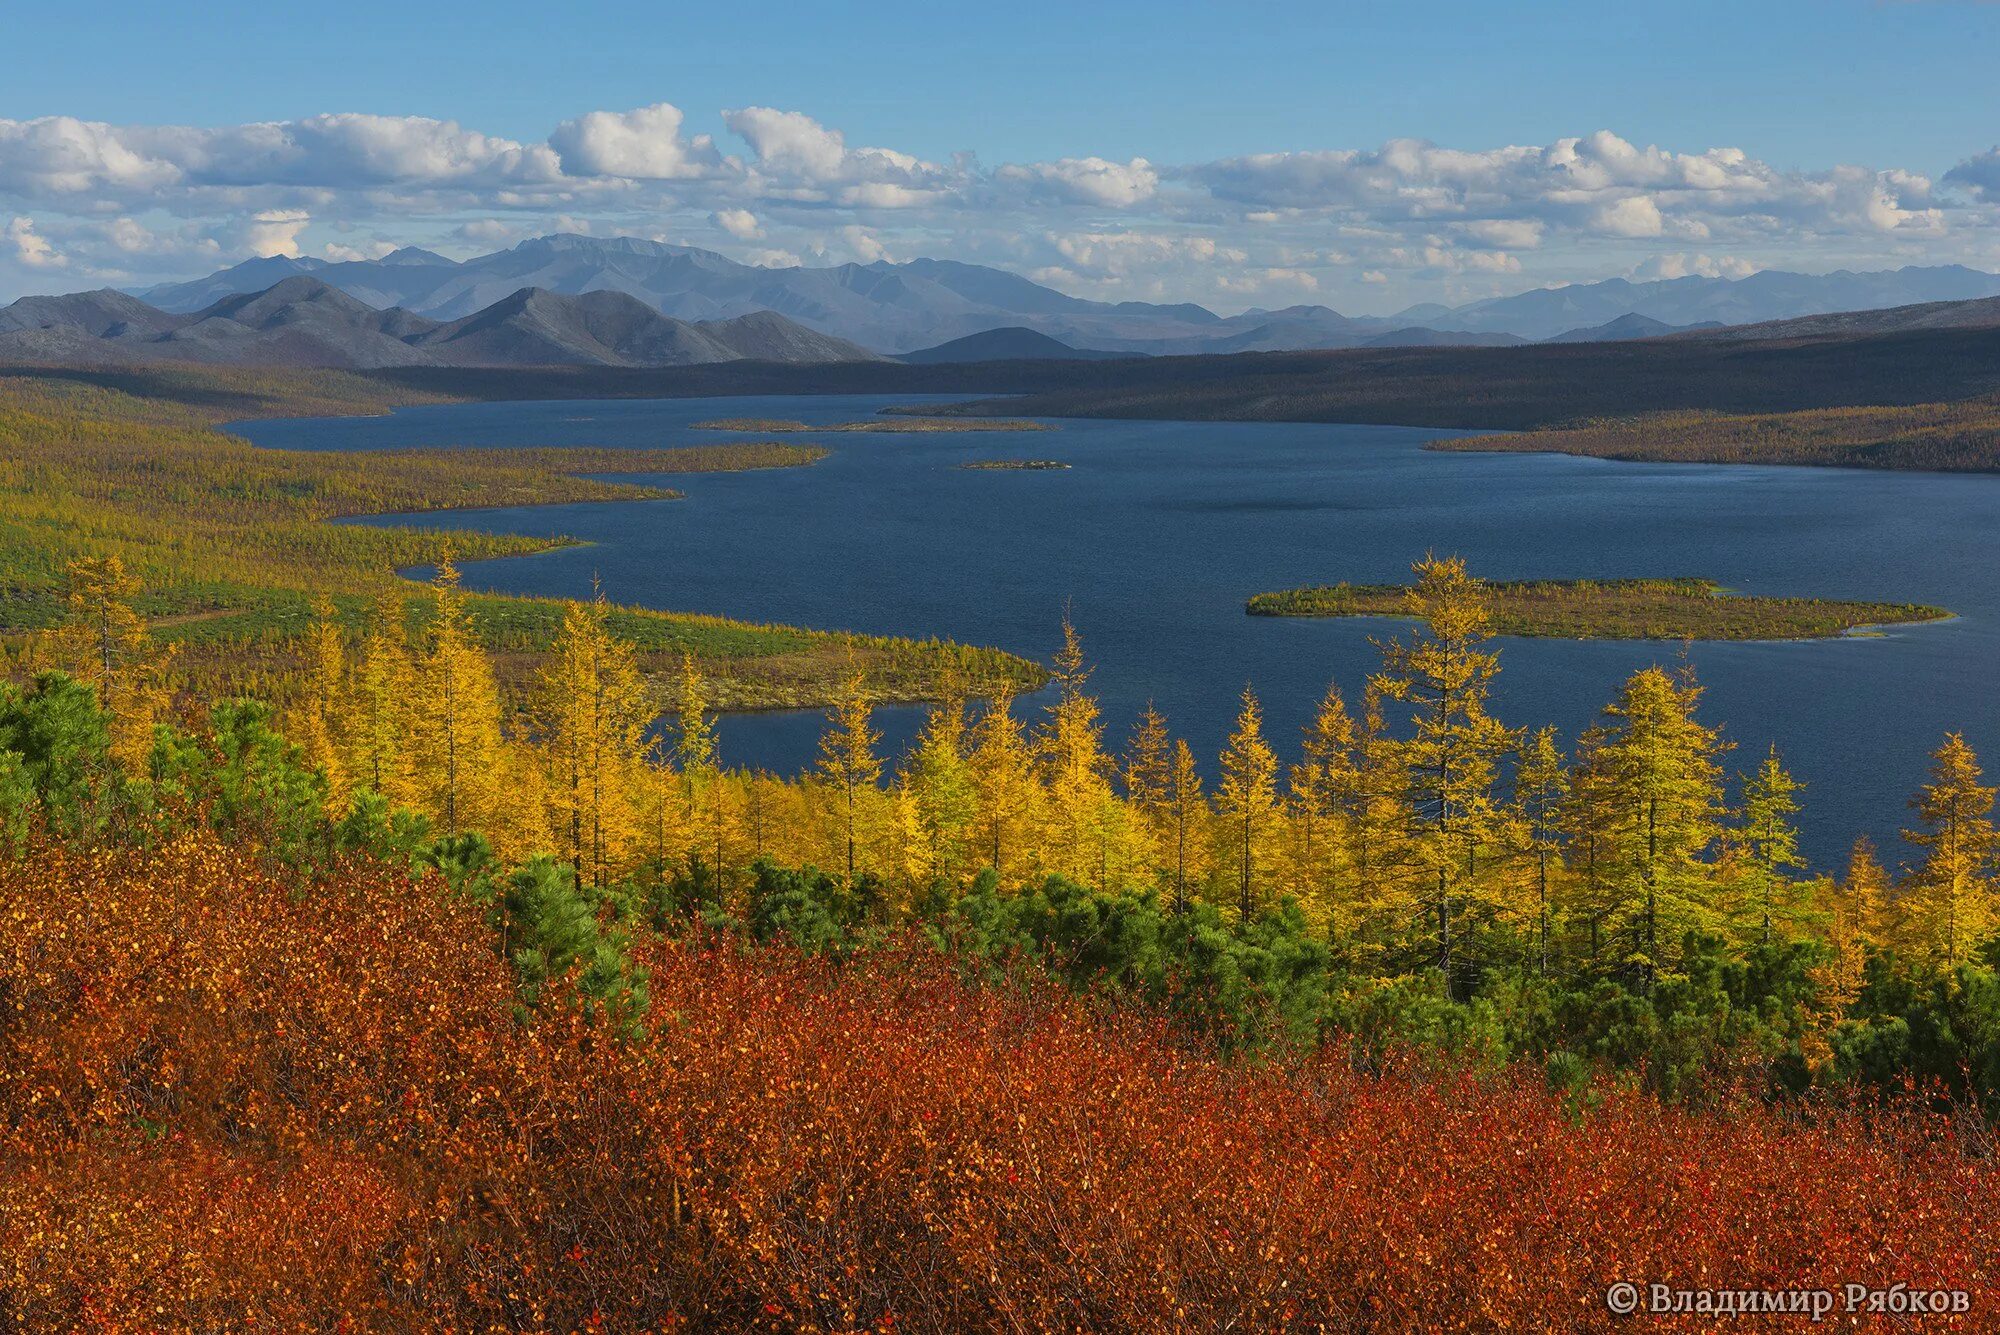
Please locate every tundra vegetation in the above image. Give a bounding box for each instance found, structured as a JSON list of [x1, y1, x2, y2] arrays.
[[0, 366, 1041, 708], [5, 547, 2000, 1327]]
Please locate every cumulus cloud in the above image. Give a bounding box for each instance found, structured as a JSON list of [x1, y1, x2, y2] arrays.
[[1627, 252, 1761, 281], [549, 103, 719, 180], [1946, 147, 2000, 200], [454, 218, 520, 247], [995, 157, 1157, 207], [712, 208, 762, 238], [1592, 194, 1664, 237], [245, 209, 310, 258], [0, 113, 559, 197], [6, 216, 65, 268], [0, 103, 1995, 310]]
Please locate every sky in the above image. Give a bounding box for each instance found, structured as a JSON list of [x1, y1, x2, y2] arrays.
[[3, 0, 1999, 313]]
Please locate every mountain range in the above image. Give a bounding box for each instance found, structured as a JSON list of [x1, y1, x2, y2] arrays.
[[119, 233, 2000, 355], [0, 275, 880, 369]]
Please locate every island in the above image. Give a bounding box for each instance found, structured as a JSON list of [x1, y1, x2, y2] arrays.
[[1245, 577, 1951, 640], [959, 459, 1071, 471], [690, 416, 1053, 433]]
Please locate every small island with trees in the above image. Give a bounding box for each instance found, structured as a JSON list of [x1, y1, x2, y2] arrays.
[[690, 416, 1053, 433], [1246, 576, 1951, 640], [958, 459, 1071, 471]]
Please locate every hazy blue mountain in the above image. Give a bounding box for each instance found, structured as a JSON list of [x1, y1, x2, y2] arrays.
[[1682, 293, 2000, 343], [0, 277, 879, 369], [125, 235, 2000, 353], [897, 326, 1128, 363], [1543, 313, 1717, 343], [1442, 266, 2000, 340]]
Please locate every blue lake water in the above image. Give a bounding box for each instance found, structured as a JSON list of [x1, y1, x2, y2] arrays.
[[236, 393, 2000, 870]]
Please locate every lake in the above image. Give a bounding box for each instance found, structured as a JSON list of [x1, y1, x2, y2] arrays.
[[236, 393, 2000, 869]]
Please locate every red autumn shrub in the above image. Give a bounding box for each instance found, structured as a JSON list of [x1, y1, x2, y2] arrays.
[[1, 835, 1995, 1331]]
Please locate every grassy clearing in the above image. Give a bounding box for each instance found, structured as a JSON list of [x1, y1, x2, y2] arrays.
[[1246, 577, 1950, 640]]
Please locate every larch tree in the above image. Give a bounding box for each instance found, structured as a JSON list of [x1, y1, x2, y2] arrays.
[[1037, 614, 1117, 886], [409, 559, 508, 843], [900, 677, 977, 886], [1901, 733, 1998, 968], [1287, 683, 1358, 924], [1217, 684, 1279, 923], [349, 589, 415, 805], [1165, 738, 1207, 914], [1339, 683, 1414, 951], [673, 649, 722, 880], [819, 662, 883, 885], [1594, 665, 1729, 983], [1823, 836, 1891, 1008], [55, 556, 173, 769], [299, 595, 350, 806], [1121, 702, 1173, 884], [1737, 745, 1807, 944], [969, 686, 1037, 882], [534, 587, 656, 889], [1372, 555, 1515, 993], [1515, 726, 1569, 976]]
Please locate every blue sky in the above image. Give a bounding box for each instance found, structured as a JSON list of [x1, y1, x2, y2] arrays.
[[4, 0, 1998, 311]]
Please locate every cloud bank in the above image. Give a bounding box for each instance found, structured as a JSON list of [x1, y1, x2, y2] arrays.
[[2, 105, 1996, 312]]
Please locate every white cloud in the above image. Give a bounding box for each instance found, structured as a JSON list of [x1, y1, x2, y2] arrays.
[[6, 216, 65, 269], [712, 208, 762, 239], [724, 107, 850, 181], [322, 239, 398, 263], [245, 209, 309, 258], [837, 225, 892, 263], [549, 103, 719, 180], [0, 113, 559, 197], [995, 157, 1157, 208], [454, 219, 520, 247], [1592, 194, 1664, 237], [0, 104, 1995, 311], [1456, 218, 1544, 249], [1627, 252, 1762, 281]]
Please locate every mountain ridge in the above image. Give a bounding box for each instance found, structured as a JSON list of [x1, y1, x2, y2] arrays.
[[123, 233, 2000, 354], [0, 276, 881, 369]]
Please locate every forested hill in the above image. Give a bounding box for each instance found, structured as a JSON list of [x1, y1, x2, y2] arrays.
[[331, 319, 2000, 434]]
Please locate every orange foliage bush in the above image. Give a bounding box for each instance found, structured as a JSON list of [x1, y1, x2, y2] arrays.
[[2, 835, 1997, 1331]]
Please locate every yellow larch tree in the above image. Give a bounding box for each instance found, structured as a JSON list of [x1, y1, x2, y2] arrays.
[[408, 559, 510, 844], [1286, 683, 1358, 930], [1901, 733, 1997, 968], [534, 587, 657, 889], [299, 595, 350, 807], [1216, 684, 1279, 923], [969, 685, 1038, 883], [1372, 555, 1515, 992], [54, 556, 175, 769], [898, 677, 978, 887], [1592, 665, 1729, 983], [1514, 725, 1569, 975], [348, 589, 416, 806], [1036, 614, 1121, 887], [818, 661, 883, 886], [1164, 738, 1209, 913]]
